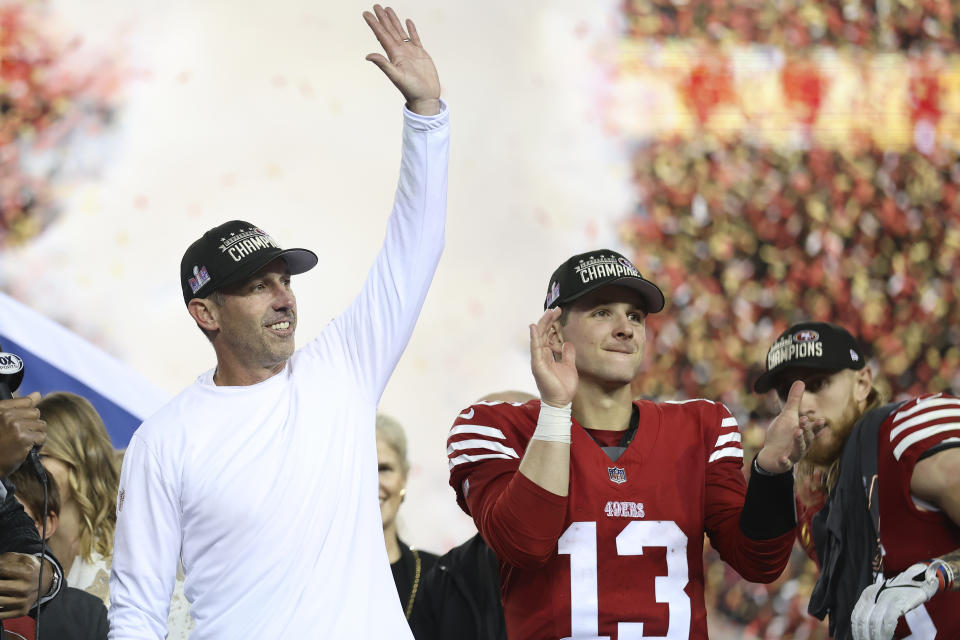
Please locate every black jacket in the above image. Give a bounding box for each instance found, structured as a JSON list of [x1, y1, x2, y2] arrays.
[[0, 477, 65, 640], [0, 478, 45, 556], [409, 533, 506, 640]]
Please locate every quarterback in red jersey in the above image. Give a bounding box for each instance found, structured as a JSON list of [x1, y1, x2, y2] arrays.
[[447, 250, 824, 640], [755, 322, 960, 640]]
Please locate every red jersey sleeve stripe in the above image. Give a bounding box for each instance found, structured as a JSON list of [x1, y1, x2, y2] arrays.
[[447, 439, 519, 458], [721, 417, 739, 428], [889, 407, 960, 441], [708, 447, 744, 463], [449, 424, 507, 439], [448, 452, 515, 470], [891, 396, 959, 423], [893, 427, 960, 460], [715, 432, 742, 447]]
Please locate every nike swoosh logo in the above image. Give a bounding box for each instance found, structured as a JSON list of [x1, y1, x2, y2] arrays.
[[458, 408, 475, 420]]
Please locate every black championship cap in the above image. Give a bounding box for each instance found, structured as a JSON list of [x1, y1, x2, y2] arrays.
[[753, 321, 866, 393], [543, 249, 665, 313], [180, 220, 318, 305]]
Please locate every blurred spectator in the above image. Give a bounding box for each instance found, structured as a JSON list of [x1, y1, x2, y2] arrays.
[[36, 392, 194, 638], [409, 391, 533, 640], [376, 413, 439, 622], [4, 464, 108, 640]]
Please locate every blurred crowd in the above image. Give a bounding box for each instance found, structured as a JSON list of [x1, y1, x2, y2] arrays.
[[624, 0, 958, 52], [0, 2, 118, 248], [618, 4, 960, 638], [619, 94, 960, 640]]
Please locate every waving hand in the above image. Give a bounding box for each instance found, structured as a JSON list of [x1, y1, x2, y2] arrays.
[[362, 5, 441, 116], [530, 307, 577, 408]]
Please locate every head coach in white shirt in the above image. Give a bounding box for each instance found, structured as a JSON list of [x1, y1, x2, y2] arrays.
[[108, 6, 449, 638]]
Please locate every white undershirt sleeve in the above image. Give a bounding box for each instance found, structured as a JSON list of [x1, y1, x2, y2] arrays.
[[109, 435, 182, 640], [331, 102, 450, 403]]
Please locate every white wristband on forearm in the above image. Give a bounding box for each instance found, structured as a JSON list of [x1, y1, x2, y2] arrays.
[[532, 402, 573, 444]]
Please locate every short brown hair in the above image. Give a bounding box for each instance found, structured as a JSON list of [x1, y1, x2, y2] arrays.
[[8, 463, 61, 523]]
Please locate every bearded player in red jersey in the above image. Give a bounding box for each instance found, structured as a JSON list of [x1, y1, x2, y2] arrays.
[[754, 322, 960, 640], [446, 250, 824, 640]]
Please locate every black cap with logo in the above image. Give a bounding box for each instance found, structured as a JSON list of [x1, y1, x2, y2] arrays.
[[180, 220, 318, 306], [753, 321, 866, 393], [543, 249, 665, 313]]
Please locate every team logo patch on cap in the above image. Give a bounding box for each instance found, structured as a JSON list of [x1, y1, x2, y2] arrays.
[[608, 466, 627, 484], [545, 281, 560, 308], [850, 349, 859, 362], [188, 265, 211, 294], [793, 329, 820, 343]]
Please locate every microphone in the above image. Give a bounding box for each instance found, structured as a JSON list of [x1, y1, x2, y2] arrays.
[[0, 346, 46, 483]]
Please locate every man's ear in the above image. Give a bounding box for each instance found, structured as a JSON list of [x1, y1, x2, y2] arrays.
[[853, 366, 873, 407], [188, 298, 219, 333], [43, 510, 59, 540], [546, 319, 564, 355]]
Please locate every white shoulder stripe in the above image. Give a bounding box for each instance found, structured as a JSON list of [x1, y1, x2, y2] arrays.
[[715, 432, 742, 447], [893, 428, 960, 460], [720, 417, 739, 429], [663, 398, 714, 405], [449, 425, 507, 439], [708, 447, 744, 463], [889, 409, 960, 441], [448, 452, 515, 470], [447, 439, 519, 458], [893, 396, 956, 422]]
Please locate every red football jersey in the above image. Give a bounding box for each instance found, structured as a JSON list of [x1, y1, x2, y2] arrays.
[[876, 393, 960, 639], [447, 398, 793, 640]]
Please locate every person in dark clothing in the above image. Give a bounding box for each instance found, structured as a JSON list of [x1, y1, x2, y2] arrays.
[[409, 533, 506, 640], [0, 392, 63, 632], [409, 391, 530, 640], [375, 414, 438, 620], [3, 465, 107, 640]]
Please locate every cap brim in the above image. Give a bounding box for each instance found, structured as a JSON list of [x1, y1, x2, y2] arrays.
[[211, 247, 318, 295], [753, 363, 845, 394], [555, 277, 665, 314]]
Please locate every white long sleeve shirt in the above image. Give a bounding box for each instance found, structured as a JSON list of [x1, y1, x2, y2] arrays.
[[109, 103, 449, 639]]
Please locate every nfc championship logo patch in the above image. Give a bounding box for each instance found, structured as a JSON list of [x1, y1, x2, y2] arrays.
[[217, 227, 280, 263], [608, 466, 627, 484], [766, 330, 824, 370], [574, 254, 640, 285], [188, 265, 211, 294]]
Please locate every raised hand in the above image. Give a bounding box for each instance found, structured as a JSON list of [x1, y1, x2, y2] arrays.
[[756, 381, 824, 473], [529, 307, 577, 408], [362, 5, 441, 116], [0, 392, 45, 478]]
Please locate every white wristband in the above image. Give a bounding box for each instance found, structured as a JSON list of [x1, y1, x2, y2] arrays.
[[532, 402, 573, 444]]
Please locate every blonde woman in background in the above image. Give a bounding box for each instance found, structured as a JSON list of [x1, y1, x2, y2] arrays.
[[37, 392, 195, 638], [376, 413, 438, 622]]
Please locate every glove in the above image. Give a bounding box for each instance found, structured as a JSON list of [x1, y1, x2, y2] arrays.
[[851, 562, 941, 640]]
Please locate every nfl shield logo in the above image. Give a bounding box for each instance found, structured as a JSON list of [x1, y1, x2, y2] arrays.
[[608, 466, 626, 484]]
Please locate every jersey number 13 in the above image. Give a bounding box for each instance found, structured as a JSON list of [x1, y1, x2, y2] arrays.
[[558, 520, 690, 640]]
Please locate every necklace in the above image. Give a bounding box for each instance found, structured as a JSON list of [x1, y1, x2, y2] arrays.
[[404, 548, 421, 620]]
